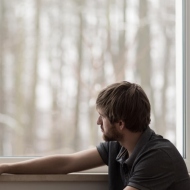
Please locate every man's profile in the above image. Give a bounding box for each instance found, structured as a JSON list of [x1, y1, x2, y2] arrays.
[[0, 81, 190, 190]]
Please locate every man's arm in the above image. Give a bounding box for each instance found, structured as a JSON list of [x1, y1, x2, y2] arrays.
[[0, 148, 105, 174], [123, 186, 139, 190]]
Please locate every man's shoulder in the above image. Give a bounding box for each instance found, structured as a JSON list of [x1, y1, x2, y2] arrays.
[[139, 134, 187, 171], [97, 141, 121, 151], [147, 133, 179, 155]]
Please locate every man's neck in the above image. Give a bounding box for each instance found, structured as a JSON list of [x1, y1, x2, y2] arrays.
[[119, 130, 143, 157]]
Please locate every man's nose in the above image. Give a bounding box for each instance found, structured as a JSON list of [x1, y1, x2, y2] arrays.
[[97, 116, 102, 125]]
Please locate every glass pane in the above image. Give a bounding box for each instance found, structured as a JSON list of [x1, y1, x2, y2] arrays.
[[0, 0, 176, 156]]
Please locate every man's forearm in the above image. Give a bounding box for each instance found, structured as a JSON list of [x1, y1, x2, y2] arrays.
[[0, 148, 104, 175], [0, 155, 71, 174]]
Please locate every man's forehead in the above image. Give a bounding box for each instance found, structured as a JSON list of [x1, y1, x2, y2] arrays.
[[96, 108, 105, 115]]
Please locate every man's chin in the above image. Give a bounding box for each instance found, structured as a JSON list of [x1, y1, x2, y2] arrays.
[[103, 135, 115, 142]]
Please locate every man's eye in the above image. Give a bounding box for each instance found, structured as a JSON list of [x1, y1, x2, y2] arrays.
[[99, 115, 103, 119]]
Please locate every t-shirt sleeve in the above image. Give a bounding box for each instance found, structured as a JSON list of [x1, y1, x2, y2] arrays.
[[96, 142, 109, 165], [96, 141, 121, 166], [128, 149, 175, 190]]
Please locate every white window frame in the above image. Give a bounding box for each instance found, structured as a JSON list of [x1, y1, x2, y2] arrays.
[[183, 0, 190, 172], [176, 0, 190, 172]]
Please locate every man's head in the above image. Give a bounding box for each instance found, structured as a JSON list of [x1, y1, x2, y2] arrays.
[[96, 81, 151, 132]]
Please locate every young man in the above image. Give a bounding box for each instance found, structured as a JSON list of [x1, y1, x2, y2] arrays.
[[0, 81, 190, 190]]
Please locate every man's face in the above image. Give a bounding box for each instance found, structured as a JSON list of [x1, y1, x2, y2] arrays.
[[97, 109, 123, 141]]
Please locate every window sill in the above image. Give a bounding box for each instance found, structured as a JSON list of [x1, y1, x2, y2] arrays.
[[0, 173, 108, 182], [0, 173, 108, 190]]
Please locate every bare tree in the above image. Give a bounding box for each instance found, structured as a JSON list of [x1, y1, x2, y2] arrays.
[[25, 0, 41, 154], [73, 0, 84, 151], [12, 4, 27, 154], [114, 0, 127, 81], [48, 0, 66, 151], [105, 0, 127, 81], [0, 0, 6, 154], [153, 1, 175, 138], [136, 0, 151, 92]]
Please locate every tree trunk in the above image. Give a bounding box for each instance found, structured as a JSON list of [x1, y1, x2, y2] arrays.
[[0, 0, 6, 154], [114, 0, 127, 81], [13, 10, 26, 154], [25, 0, 41, 154], [73, 1, 84, 151], [136, 0, 151, 92]]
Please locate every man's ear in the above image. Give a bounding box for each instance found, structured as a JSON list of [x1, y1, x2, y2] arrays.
[[118, 120, 125, 130]]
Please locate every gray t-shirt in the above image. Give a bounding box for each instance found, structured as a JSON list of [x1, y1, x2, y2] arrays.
[[97, 127, 190, 190]]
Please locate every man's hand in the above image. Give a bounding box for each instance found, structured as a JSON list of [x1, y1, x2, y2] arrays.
[[0, 164, 7, 174]]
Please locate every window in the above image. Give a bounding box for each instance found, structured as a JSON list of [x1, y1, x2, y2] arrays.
[[0, 0, 189, 172]]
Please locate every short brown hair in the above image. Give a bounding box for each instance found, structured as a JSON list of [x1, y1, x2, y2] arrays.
[[96, 81, 151, 132]]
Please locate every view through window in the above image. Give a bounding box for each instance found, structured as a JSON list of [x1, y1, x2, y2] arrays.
[[0, 0, 176, 156]]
